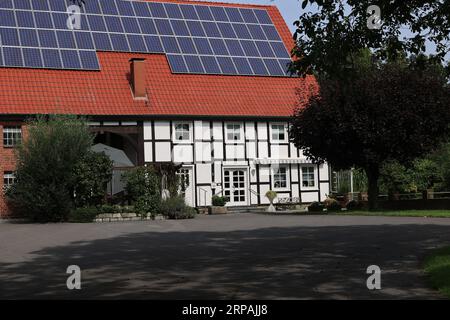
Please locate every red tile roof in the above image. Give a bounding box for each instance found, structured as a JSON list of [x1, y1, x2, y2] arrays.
[[0, 0, 317, 118]]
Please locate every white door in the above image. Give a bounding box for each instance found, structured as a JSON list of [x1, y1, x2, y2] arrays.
[[223, 169, 247, 206], [177, 167, 194, 207]]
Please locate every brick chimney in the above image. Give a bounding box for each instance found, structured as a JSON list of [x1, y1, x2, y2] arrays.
[[129, 58, 146, 99]]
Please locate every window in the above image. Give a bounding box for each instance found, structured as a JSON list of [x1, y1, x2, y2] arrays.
[[226, 123, 242, 142], [174, 123, 191, 142], [3, 126, 22, 147], [302, 166, 316, 188], [273, 166, 288, 189], [271, 124, 286, 141], [3, 171, 16, 192]]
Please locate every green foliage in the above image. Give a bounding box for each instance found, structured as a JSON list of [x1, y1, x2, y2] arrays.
[[68, 207, 99, 223], [265, 190, 277, 202], [212, 195, 227, 207], [290, 63, 450, 209], [424, 246, 450, 299], [291, 1, 449, 80], [7, 115, 95, 222], [159, 196, 196, 220], [122, 166, 161, 216], [307, 201, 325, 212], [346, 200, 363, 211], [72, 151, 113, 208]]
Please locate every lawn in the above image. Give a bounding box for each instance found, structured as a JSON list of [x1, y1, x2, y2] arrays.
[[333, 210, 450, 218], [424, 246, 450, 299]]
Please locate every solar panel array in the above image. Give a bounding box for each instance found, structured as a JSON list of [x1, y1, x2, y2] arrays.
[[0, 0, 293, 76]]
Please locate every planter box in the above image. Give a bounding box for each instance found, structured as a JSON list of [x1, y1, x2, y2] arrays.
[[209, 206, 228, 215]]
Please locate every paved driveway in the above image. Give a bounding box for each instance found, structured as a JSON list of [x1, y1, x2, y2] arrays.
[[1, 213, 450, 299]]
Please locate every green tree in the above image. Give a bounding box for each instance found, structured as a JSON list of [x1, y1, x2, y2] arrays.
[[72, 151, 113, 208], [122, 166, 161, 216], [290, 63, 450, 210], [7, 115, 94, 221], [291, 0, 450, 79]]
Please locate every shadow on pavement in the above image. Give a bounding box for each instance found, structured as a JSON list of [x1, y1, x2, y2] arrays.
[[1, 224, 449, 299]]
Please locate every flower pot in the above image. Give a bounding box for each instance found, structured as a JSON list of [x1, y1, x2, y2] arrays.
[[209, 206, 228, 215]]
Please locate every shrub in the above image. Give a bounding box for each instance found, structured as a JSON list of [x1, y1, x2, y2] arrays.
[[324, 197, 342, 212], [159, 196, 197, 220], [7, 115, 95, 222], [123, 166, 161, 216], [72, 151, 113, 208], [68, 207, 99, 223], [346, 200, 362, 211], [100, 204, 114, 213], [212, 195, 227, 207], [307, 201, 325, 212]]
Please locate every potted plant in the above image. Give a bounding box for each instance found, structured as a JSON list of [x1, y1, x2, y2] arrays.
[[265, 190, 277, 212], [209, 195, 228, 215]]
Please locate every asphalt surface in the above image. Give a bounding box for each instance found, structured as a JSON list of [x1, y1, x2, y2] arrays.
[[1, 213, 450, 299]]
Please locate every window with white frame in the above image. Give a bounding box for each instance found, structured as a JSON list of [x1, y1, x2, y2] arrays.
[[226, 123, 242, 142], [173, 123, 191, 142], [3, 171, 16, 192], [302, 166, 316, 188], [3, 126, 22, 147], [273, 166, 288, 189], [271, 124, 286, 142]]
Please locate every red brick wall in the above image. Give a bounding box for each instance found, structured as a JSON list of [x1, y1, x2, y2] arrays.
[[0, 122, 25, 218]]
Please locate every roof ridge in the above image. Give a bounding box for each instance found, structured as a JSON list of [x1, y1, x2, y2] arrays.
[[142, 0, 276, 10]]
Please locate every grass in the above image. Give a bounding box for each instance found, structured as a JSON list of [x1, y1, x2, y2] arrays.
[[333, 210, 450, 218], [424, 246, 450, 299]]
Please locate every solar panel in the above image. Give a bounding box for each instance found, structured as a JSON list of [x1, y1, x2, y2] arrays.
[[200, 55, 220, 74], [209, 38, 229, 56], [3, 47, 23, 66], [127, 34, 146, 52], [79, 50, 100, 69], [35, 11, 53, 28], [14, 0, 31, 10], [138, 18, 157, 34], [164, 3, 182, 19], [180, 4, 198, 20], [184, 55, 204, 73], [42, 49, 62, 68], [248, 58, 268, 75], [195, 6, 214, 21], [178, 37, 197, 54], [75, 31, 95, 49], [170, 20, 190, 37], [110, 33, 129, 51], [0, 9, 15, 26], [166, 54, 187, 73], [61, 49, 81, 69], [23, 48, 42, 68], [19, 29, 39, 46], [38, 30, 58, 47], [144, 35, 163, 53], [186, 20, 205, 37], [193, 38, 213, 55], [210, 6, 228, 22], [122, 17, 141, 33], [16, 10, 35, 28], [233, 57, 253, 75], [0, 0, 292, 76], [218, 23, 237, 39], [217, 56, 237, 74]]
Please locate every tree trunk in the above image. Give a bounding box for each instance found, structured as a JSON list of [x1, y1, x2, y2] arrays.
[[365, 166, 380, 211]]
